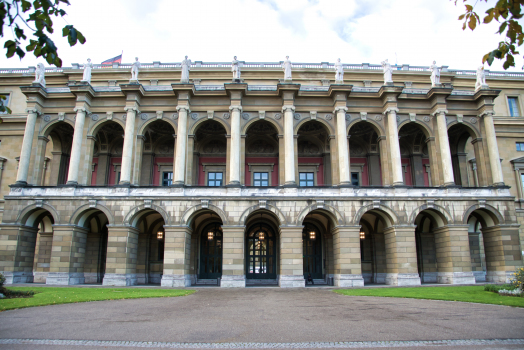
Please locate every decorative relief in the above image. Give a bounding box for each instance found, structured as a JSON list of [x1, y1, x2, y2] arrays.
[[360, 112, 367, 121], [374, 115, 382, 121], [423, 116, 430, 122], [247, 140, 275, 153], [325, 114, 333, 121], [91, 114, 99, 121], [470, 117, 478, 124], [203, 141, 227, 153], [106, 112, 113, 120], [350, 144, 364, 156], [294, 113, 301, 120], [242, 112, 250, 120], [222, 112, 230, 119], [43, 115, 51, 122], [345, 113, 351, 121], [58, 112, 65, 121], [298, 141, 320, 154], [122, 114, 127, 120], [190, 113, 198, 120], [274, 113, 282, 120], [156, 111, 163, 119], [409, 113, 416, 122], [396, 115, 401, 123], [172, 112, 179, 120], [140, 113, 148, 121]]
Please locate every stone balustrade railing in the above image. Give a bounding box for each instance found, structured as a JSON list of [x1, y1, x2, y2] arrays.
[[1, 62, 523, 78]]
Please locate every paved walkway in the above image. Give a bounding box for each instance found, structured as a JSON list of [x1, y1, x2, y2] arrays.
[[0, 288, 523, 349]]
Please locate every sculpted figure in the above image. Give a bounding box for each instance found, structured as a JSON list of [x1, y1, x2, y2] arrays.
[[82, 58, 93, 83], [181, 55, 191, 82], [381, 59, 393, 84], [429, 60, 440, 86], [131, 57, 140, 81], [34, 63, 46, 87], [335, 58, 344, 81], [282, 56, 292, 80], [231, 56, 241, 80], [476, 65, 488, 89]]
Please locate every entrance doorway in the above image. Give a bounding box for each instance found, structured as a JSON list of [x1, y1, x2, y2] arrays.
[[246, 223, 276, 279], [302, 223, 323, 279], [199, 223, 223, 279]]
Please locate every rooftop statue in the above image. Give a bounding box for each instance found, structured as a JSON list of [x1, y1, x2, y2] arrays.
[[130, 57, 140, 82], [282, 56, 292, 80], [232, 56, 241, 80], [476, 65, 488, 90], [33, 63, 46, 87], [181, 55, 191, 83], [82, 58, 93, 83], [429, 60, 440, 86], [381, 59, 393, 84], [335, 58, 344, 82]]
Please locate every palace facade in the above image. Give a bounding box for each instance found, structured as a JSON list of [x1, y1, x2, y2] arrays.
[[0, 60, 523, 288]]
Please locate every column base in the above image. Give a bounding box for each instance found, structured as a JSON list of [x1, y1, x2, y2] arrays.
[[160, 274, 192, 287], [385, 273, 421, 286], [492, 182, 506, 187], [170, 182, 185, 188], [442, 183, 460, 188], [282, 182, 297, 188], [473, 271, 487, 282], [337, 182, 354, 188], [437, 272, 476, 285], [220, 275, 246, 288], [486, 270, 514, 284], [1, 271, 33, 284], [102, 273, 137, 286], [10, 181, 28, 188], [334, 274, 365, 287], [46, 272, 85, 285], [114, 182, 131, 188], [226, 182, 241, 188], [279, 275, 305, 288], [33, 272, 49, 283], [335, 80, 344, 84]]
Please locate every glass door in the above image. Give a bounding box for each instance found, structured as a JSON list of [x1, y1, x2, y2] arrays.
[[199, 223, 223, 279], [246, 223, 276, 279], [303, 224, 323, 279]]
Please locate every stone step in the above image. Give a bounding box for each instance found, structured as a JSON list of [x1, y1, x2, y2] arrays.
[[195, 279, 219, 285], [246, 279, 278, 285]]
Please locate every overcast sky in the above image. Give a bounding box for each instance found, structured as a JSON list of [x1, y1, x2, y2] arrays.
[[1, 0, 522, 71]]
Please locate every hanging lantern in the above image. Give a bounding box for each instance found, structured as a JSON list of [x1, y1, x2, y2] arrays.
[[157, 231, 164, 240], [360, 231, 365, 240], [259, 231, 265, 240], [208, 230, 214, 240], [309, 231, 316, 240]]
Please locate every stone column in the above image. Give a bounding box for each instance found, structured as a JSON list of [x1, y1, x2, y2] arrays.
[[282, 106, 296, 186], [66, 107, 88, 185], [279, 226, 304, 287], [173, 106, 189, 186], [481, 111, 504, 186], [119, 107, 139, 185], [15, 109, 39, 186], [229, 106, 241, 186], [0, 224, 39, 284], [482, 225, 523, 283], [221, 226, 246, 287], [32, 136, 49, 186], [0, 157, 7, 188], [332, 226, 365, 287], [161, 225, 192, 287], [385, 108, 403, 186], [433, 225, 476, 284], [46, 225, 89, 285], [335, 107, 351, 185], [434, 110, 455, 186], [383, 225, 421, 286], [103, 226, 139, 286], [132, 135, 145, 185]]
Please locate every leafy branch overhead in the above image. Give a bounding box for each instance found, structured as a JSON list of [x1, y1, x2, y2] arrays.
[[456, 0, 523, 70], [1, 0, 86, 68]]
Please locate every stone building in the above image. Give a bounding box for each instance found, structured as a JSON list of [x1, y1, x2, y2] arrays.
[[0, 59, 522, 288]]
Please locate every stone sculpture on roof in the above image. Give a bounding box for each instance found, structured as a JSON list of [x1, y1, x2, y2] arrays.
[[381, 59, 393, 84], [476, 65, 488, 90], [181, 56, 191, 83], [282, 56, 292, 80], [82, 58, 93, 83], [335, 58, 344, 82], [33, 63, 46, 87], [429, 60, 440, 86], [232, 56, 241, 80], [130, 57, 140, 82]]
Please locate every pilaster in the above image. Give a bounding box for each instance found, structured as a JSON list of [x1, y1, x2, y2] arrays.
[[332, 226, 364, 287], [279, 226, 304, 287], [0, 224, 39, 284], [221, 226, 246, 287], [433, 225, 475, 284], [161, 225, 192, 287], [103, 225, 140, 286], [383, 225, 421, 286]]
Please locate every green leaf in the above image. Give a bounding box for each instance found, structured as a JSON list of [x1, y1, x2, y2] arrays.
[[15, 47, 25, 59], [499, 21, 508, 34], [468, 16, 477, 30], [458, 14, 465, 20]]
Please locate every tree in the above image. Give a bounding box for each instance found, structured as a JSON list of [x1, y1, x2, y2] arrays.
[[456, 0, 523, 70], [0, 0, 86, 114]]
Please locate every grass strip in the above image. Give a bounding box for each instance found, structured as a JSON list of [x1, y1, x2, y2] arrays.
[[334, 286, 524, 308], [0, 287, 195, 311]]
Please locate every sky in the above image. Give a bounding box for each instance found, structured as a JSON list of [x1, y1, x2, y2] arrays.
[[1, 0, 523, 71]]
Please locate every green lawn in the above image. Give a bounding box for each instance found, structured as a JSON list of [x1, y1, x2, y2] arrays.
[[0, 287, 195, 311], [335, 286, 524, 307]]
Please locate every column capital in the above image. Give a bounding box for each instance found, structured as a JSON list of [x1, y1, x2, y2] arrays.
[[431, 108, 448, 117], [333, 106, 348, 114], [282, 105, 295, 113], [229, 105, 242, 113], [382, 107, 399, 115], [38, 136, 49, 142], [25, 107, 42, 116], [176, 105, 190, 113], [124, 106, 141, 114], [73, 106, 91, 115], [478, 110, 495, 118]]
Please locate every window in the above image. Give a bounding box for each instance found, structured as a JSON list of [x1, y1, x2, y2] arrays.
[[517, 142, 524, 151], [508, 97, 520, 117], [351, 172, 359, 186], [207, 172, 223, 186], [162, 172, 173, 186], [253, 172, 269, 186], [116, 171, 121, 184], [521, 174, 524, 194], [0, 94, 9, 114], [299, 172, 314, 187]]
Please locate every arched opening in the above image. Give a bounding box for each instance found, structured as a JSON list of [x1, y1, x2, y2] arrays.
[[186, 209, 224, 284], [32, 213, 55, 283], [91, 122, 125, 185], [73, 208, 110, 284], [42, 122, 74, 185], [297, 121, 331, 186], [398, 123, 431, 186], [193, 120, 227, 186], [448, 123, 479, 187], [301, 209, 337, 285], [244, 210, 280, 285], [348, 121, 382, 186], [245, 120, 279, 186], [467, 215, 487, 282], [140, 120, 176, 186]]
